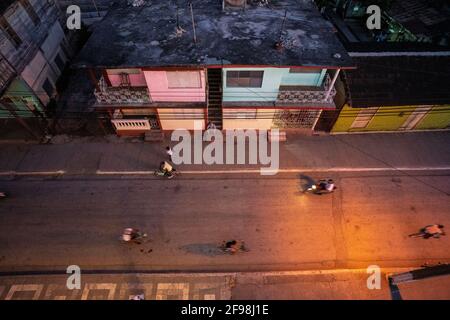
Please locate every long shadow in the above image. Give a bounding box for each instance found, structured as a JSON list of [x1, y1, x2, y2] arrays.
[[388, 278, 403, 300], [298, 174, 316, 193]]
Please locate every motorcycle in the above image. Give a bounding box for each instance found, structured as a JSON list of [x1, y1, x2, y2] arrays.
[[120, 228, 147, 244], [305, 179, 336, 195], [409, 225, 445, 239]]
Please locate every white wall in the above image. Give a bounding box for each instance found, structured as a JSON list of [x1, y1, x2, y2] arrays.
[[20, 21, 67, 105]]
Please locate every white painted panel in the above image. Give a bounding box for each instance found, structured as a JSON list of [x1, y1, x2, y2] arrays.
[[350, 107, 378, 129]]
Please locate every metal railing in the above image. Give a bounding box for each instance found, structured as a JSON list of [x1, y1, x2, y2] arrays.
[[277, 75, 337, 105], [94, 77, 151, 104], [111, 119, 151, 131]]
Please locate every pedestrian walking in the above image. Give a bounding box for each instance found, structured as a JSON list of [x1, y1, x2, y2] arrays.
[[166, 146, 173, 161], [207, 121, 216, 130]]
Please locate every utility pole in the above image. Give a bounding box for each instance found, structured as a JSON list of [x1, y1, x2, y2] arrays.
[[190, 2, 197, 44], [92, 0, 101, 17], [324, 69, 340, 102]]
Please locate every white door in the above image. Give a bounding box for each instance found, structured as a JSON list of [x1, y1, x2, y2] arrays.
[[350, 107, 378, 129], [399, 106, 432, 130]]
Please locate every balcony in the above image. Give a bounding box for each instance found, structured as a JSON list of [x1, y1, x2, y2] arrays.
[[94, 77, 151, 105], [276, 75, 337, 105]]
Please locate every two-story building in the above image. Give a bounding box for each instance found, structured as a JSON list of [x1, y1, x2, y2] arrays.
[[74, 0, 354, 137], [0, 0, 72, 137]]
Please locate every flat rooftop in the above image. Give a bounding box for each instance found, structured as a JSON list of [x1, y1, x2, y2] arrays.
[[345, 55, 450, 107], [74, 0, 353, 69]]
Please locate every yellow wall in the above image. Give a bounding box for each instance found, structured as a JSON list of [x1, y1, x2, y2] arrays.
[[415, 105, 450, 130], [332, 104, 450, 132]]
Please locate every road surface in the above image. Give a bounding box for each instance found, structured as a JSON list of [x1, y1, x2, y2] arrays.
[[0, 170, 449, 273]]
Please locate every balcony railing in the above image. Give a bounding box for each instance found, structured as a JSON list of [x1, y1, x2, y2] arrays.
[[94, 77, 151, 104], [276, 75, 337, 105], [111, 119, 151, 131]]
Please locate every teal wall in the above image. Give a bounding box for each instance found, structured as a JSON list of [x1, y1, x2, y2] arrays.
[[222, 67, 326, 102], [0, 78, 43, 119]]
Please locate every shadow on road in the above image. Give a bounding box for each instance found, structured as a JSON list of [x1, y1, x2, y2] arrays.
[[298, 174, 316, 193], [180, 243, 223, 257]]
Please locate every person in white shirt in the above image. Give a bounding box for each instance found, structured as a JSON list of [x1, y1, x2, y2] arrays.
[[325, 179, 335, 192], [166, 146, 173, 161]]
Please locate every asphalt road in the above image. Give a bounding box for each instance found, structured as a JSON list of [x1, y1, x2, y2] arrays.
[[0, 171, 449, 273]]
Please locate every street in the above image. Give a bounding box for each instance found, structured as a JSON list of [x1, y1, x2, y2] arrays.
[[1, 132, 450, 299], [1, 171, 449, 272]]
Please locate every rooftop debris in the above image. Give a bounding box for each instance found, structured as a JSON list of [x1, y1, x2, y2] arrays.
[[127, 0, 147, 7]]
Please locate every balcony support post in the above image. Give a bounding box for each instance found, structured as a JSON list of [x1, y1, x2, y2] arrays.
[[88, 68, 100, 91], [324, 68, 340, 102]]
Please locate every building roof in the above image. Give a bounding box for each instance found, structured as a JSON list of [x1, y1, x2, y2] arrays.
[[389, 0, 450, 38], [0, 0, 16, 16], [344, 54, 450, 108], [74, 0, 353, 69]]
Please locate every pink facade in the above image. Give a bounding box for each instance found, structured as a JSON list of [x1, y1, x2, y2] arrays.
[[143, 70, 206, 102]]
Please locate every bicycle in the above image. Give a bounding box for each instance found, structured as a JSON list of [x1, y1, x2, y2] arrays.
[[153, 169, 180, 179]]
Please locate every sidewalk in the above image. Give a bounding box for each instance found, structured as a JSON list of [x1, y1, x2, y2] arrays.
[[0, 131, 449, 175], [1, 269, 449, 300]]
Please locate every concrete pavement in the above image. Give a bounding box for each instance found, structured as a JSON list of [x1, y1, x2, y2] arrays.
[[1, 269, 449, 300], [0, 131, 449, 176]]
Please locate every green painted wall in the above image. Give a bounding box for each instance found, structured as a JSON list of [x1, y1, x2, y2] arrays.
[[0, 78, 43, 119], [332, 104, 450, 132], [222, 67, 325, 102]]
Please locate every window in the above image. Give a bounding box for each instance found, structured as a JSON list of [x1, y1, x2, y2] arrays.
[[119, 73, 131, 86], [42, 78, 54, 98], [54, 53, 65, 72], [19, 0, 40, 25], [0, 17, 22, 48], [226, 71, 264, 88], [166, 71, 201, 88]]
